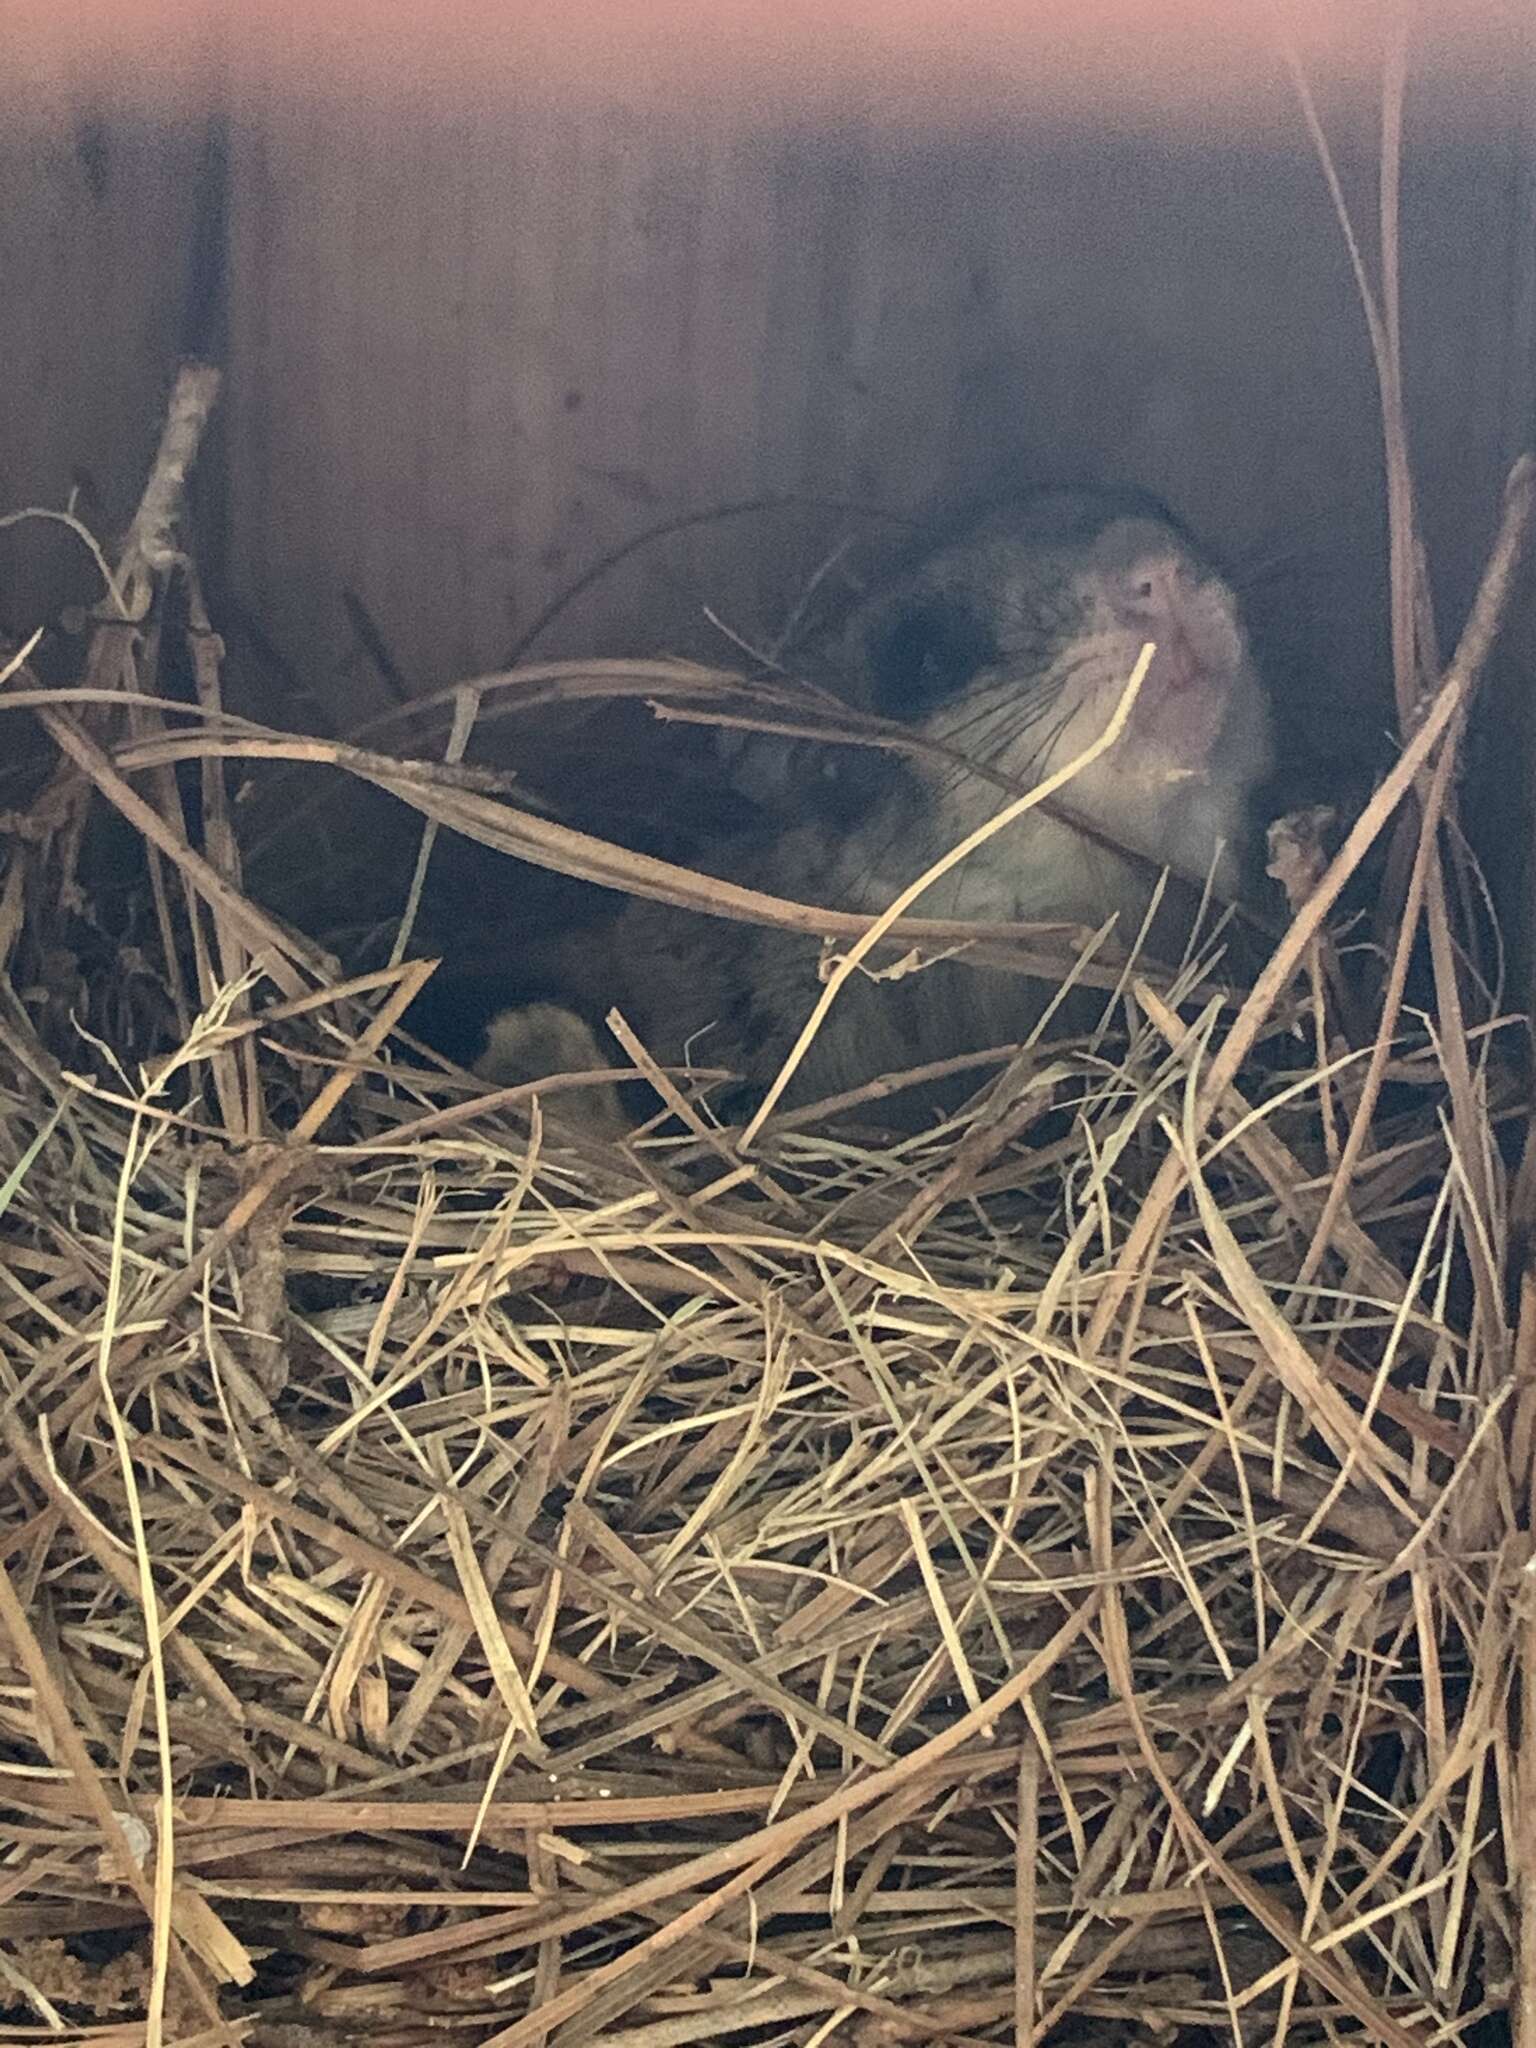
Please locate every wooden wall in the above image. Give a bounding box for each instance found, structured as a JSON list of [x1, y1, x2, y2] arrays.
[[222, 82, 1536, 767], [0, 110, 215, 639], [4, 17, 1534, 966]]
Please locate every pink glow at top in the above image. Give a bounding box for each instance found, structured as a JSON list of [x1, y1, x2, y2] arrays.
[[5, 0, 1525, 132]]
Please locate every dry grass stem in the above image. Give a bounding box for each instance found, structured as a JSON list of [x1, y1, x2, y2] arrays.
[[2, 69, 1533, 2048]]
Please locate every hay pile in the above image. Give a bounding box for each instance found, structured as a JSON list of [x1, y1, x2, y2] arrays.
[[2, 349, 1535, 2048]]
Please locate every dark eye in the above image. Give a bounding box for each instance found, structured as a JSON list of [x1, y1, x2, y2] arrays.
[[863, 595, 1000, 721]]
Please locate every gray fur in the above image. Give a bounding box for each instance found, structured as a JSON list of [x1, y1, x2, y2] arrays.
[[487, 487, 1275, 1120]]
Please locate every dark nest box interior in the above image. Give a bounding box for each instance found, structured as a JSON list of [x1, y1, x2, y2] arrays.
[[2, 4, 1536, 2045]]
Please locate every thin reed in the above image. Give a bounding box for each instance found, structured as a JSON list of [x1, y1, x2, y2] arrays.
[[1, 38, 1535, 2048]]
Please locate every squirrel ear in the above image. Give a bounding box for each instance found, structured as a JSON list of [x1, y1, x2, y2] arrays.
[[863, 593, 999, 721]]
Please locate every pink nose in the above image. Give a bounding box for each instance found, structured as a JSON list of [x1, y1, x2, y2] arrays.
[[1110, 555, 1186, 625]]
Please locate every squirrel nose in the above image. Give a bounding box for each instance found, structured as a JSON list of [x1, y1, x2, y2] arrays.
[[1111, 555, 1187, 626]]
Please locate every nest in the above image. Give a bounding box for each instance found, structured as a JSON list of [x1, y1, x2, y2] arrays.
[[2, 225, 1536, 2048]]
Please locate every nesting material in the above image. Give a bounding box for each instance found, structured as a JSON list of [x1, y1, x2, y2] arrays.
[[2, 347, 1536, 2048]]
